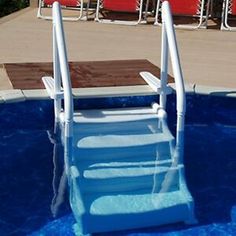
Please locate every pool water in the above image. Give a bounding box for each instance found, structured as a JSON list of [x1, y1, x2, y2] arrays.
[[0, 95, 236, 235]]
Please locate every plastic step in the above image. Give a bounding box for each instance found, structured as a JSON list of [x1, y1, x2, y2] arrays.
[[70, 188, 192, 234], [70, 161, 179, 193]]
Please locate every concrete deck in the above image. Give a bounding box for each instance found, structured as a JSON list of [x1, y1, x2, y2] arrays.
[[0, 7, 236, 90]]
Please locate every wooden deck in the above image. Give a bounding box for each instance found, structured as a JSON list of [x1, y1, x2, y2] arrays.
[[4, 60, 174, 90]]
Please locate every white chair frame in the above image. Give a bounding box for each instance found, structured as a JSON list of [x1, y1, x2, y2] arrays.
[[37, 0, 84, 21], [221, 0, 236, 30], [154, 0, 210, 29], [95, 0, 146, 25]]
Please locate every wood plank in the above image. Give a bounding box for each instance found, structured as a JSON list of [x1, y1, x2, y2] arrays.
[[4, 60, 174, 90]]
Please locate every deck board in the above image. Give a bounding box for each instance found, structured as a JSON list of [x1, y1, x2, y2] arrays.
[[4, 60, 174, 90]]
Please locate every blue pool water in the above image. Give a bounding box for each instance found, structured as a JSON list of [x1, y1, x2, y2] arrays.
[[0, 94, 236, 235]]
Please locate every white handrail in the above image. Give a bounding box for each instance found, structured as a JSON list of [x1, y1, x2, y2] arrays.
[[161, 2, 186, 164], [52, 2, 74, 138]]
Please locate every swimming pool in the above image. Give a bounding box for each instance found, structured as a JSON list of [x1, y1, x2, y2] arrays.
[[0, 93, 236, 235]]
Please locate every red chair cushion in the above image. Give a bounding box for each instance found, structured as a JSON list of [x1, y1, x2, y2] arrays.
[[103, 0, 138, 12], [231, 1, 236, 15], [167, 0, 200, 15], [44, 0, 79, 7]]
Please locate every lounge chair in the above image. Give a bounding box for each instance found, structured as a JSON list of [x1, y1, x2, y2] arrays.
[[37, 0, 84, 21], [221, 0, 236, 30], [154, 0, 209, 29], [95, 0, 146, 25]]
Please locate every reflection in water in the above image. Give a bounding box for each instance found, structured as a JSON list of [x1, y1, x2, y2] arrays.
[[47, 123, 67, 218], [51, 171, 67, 218], [152, 119, 178, 194], [152, 147, 160, 194]]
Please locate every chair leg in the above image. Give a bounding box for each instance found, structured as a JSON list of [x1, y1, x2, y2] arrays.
[[37, 0, 43, 19], [86, 0, 90, 20], [154, 0, 162, 26], [94, 0, 100, 22]]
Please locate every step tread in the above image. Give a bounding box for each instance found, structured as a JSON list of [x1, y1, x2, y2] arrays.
[[71, 188, 193, 234], [71, 107, 159, 123], [78, 159, 172, 171], [82, 164, 177, 179], [74, 190, 189, 215], [71, 161, 180, 194], [72, 118, 164, 135], [76, 132, 174, 149]]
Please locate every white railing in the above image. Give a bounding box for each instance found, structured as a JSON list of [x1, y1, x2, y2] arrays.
[[52, 2, 74, 139], [161, 1, 186, 165], [50, 1, 185, 167]]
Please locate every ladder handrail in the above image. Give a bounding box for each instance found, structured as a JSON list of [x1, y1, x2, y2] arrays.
[[161, 1, 186, 164], [52, 2, 74, 138]]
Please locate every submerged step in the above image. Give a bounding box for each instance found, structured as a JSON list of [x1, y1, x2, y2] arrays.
[[71, 160, 180, 193], [87, 190, 189, 215], [60, 107, 172, 136], [72, 118, 164, 136], [58, 106, 195, 235], [70, 107, 162, 123], [62, 107, 175, 161], [77, 133, 173, 149], [71, 188, 193, 234], [74, 136, 174, 161]]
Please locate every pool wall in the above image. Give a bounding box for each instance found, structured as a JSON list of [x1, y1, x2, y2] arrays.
[[1, 84, 236, 128], [1, 85, 236, 235]]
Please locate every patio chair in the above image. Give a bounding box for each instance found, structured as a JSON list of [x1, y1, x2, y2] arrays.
[[154, 0, 209, 29], [95, 0, 146, 25], [37, 0, 84, 21], [221, 0, 236, 30]]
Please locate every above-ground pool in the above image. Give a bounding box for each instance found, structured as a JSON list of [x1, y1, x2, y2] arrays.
[[0, 93, 236, 235]]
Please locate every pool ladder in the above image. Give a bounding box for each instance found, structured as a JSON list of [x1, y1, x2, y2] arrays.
[[42, 2, 197, 235]]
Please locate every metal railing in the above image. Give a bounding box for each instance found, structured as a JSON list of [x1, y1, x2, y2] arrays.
[[160, 1, 186, 165], [52, 2, 74, 139]]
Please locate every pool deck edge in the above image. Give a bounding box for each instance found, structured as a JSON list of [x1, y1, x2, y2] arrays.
[[1, 84, 236, 104], [0, 89, 25, 103]]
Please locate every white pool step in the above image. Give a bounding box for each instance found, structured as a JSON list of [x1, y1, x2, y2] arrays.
[[77, 133, 173, 148], [60, 106, 165, 123], [71, 188, 193, 234], [58, 106, 195, 234], [70, 159, 179, 193], [60, 107, 175, 161]]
